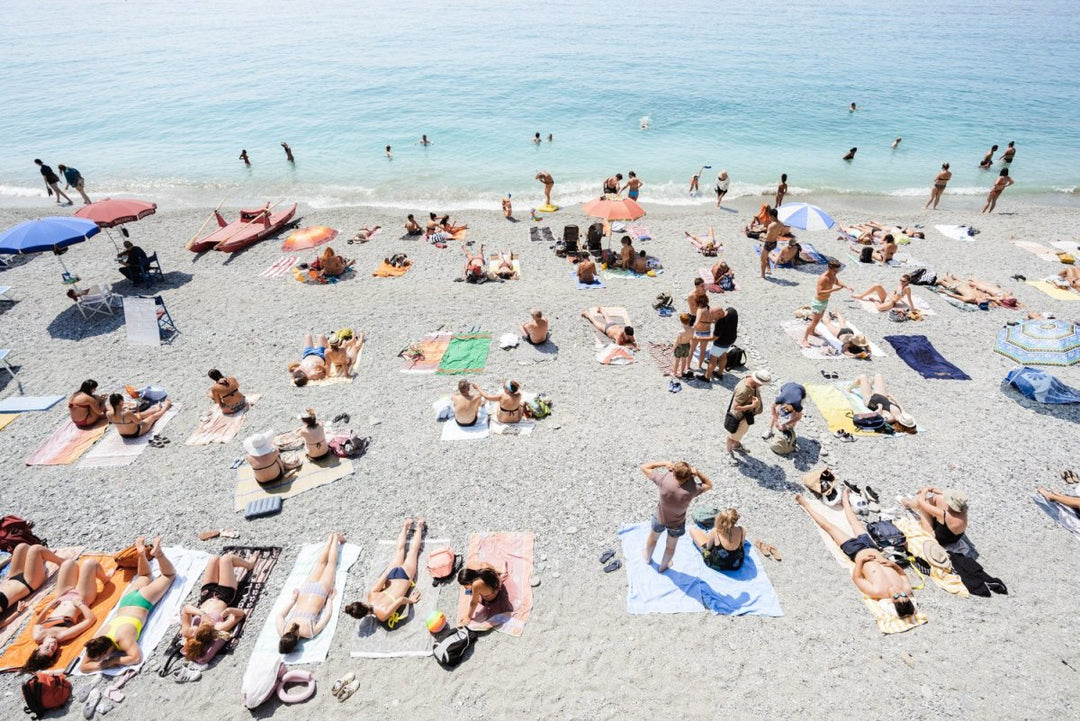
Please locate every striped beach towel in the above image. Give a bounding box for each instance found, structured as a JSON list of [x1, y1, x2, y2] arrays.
[[260, 256, 298, 278], [26, 419, 108, 466], [185, 394, 260, 446]]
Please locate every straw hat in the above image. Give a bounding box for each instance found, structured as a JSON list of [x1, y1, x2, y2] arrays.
[[801, 467, 836, 496], [896, 412, 916, 429], [243, 429, 277, 457], [944, 488, 968, 513], [327, 333, 341, 346], [921, 539, 951, 569], [852, 334, 868, 347], [752, 369, 773, 384]]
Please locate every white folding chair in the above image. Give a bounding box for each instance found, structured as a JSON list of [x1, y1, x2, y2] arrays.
[[0, 349, 15, 379], [0, 286, 13, 303], [76, 283, 120, 320]]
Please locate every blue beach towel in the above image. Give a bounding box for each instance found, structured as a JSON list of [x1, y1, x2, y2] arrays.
[[884, 334, 971, 380], [617, 523, 783, 617], [571, 270, 604, 289], [1005, 366, 1080, 404]]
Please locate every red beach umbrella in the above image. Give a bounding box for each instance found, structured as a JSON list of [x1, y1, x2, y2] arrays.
[[581, 198, 646, 222], [281, 225, 339, 252], [75, 198, 158, 227]]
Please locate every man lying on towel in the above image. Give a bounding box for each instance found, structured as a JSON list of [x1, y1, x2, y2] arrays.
[[796, 493, 918, 619], [288, 331, 365, 386], [582, 307, 637, 348]]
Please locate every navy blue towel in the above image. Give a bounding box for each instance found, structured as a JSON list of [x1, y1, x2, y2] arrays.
[[884, 334, 971, 380]]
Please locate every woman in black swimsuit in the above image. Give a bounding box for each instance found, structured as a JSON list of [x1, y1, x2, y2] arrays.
[[481, 380, 523, 423], [903, 487, 968, 546], [849, 374, 917, 432], [0, 544, 63, 619], [26, 556, 109, 671], [105, 393, 172, 438], [688, 509, 746, 571]]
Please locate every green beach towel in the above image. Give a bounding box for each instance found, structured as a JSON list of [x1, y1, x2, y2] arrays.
[[437, 333, 492, 374]]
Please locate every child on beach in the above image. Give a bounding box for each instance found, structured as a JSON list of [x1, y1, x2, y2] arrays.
[[672, 313, 694, 379]]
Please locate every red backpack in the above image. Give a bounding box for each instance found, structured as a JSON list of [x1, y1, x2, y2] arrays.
[[0, 516, 45, 552], [22, 672, 71, 718]]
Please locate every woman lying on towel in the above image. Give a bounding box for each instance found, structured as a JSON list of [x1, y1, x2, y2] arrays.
[[690, 509, 746, 572], [796, 493, 918, 619], [457, 561, 508, 627], [345, 519, 425, 627], [81, 537, 176, 672], [69, 379, 107, 428], [902, 487, 968, 546], [462, 244, 487, 283], [480, 379, 524, 423], [106, 393, 172, 439], [582, 307, 637, 348], [686, 227, 720, 255], [289, 331, 362, 385], [491, 250, 518, 279], [854, 274, 914, 312], [848, 373, 917, 433], [850, 235, 897, 263], [935, 272, 1020, 308], [179, 553, 254, 661], [25, 556, 109, 671], [325, 332, 364, 377], [1056, 266, 1080, 292], [820, 312, 871, 359], [277, 533, 345, 654], [0, 544, 64, 622]]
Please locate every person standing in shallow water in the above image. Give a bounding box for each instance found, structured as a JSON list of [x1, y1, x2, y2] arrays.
[[775, 173, 788, 207], [281, 142, 294, 162], [1000, 141, 1016, 163], [925, 163, 952, 210], [843, 147, 857, 161], [239, 149, 250, 166], [979, 145, 997, 169]]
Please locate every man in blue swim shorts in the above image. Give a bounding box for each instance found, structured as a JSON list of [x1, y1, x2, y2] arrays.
[[802, 259, 851, 348], [290, 333, 329, 386]]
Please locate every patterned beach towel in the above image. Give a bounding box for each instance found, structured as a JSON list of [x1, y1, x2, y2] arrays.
[[456, 532, 533, 637], [26, 419, 107, 465], [185, 394, 260, 446], [646, 342, 676, 376], [260, 256, 299, 278]]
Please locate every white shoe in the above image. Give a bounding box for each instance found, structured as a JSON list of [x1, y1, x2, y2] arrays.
[[338, 677, 361, 702]]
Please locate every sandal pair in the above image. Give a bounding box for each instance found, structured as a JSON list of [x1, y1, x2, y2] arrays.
[[1063, 469, 1078, 484], [599, 549, 621, 573], [834, 429, 855, 442], [332, 672, 360, 702], [754, 540, 782, 562]]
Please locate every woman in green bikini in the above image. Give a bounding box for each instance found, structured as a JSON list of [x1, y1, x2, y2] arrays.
[[344, 518, 425, 626], [80, 537, 175, 671]]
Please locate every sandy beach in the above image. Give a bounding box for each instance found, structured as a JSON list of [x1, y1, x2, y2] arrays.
[[1, 191, 1079, 720]]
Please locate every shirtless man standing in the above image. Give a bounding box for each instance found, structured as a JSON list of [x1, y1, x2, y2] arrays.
[[802, 259, 852, 348], [535, 171, 554, 207], [519, 309, 549, 345], [324, 332, 365, 377], [451, 381, 485, 427], [760, 208, 788, 279]]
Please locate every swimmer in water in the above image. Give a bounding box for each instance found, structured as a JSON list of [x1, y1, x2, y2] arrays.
[[892, 137, 902, 149], [239, 149, 250, 166], [281, 142, 294, 162], [419, 135, 431, 146], [849, 102, 858, 112], [385, 145, 392, 159], [547, 133, 553, 142], [533, 132, 541, 145], [689, 166, 708, 195], [843, 147, 857, 161]]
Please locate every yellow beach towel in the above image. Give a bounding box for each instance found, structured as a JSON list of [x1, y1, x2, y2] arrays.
[[310, 346, 363, 386], [1026, 280, 1080, 301], [487, 258, 521, 279], [894, 517, 969, 597], [0, 414, 16, 431], [233, 455, 354, 512], [805, 385, 877, 437]]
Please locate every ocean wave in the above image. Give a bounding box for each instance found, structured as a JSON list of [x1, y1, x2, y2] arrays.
[[0, 184, 46, 198]]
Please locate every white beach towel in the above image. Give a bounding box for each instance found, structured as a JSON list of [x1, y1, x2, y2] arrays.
[[1012, 241, 1060, 262], [486, 400, 536, 436], [935, 225, 976, 242], [817, 321, 887, 357], [1051, 240, 1080, 254], [77, 404, 181, 468], [856, 294, 936, 316], [350, 539, 448, 658], [440, 406, 490, 441], [1033, 493, 1080, 540], [74, 547, 209, 675]]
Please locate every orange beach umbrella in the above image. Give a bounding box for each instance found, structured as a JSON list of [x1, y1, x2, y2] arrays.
[[281, 225, 338, 252], [581, 197, 646, 222]]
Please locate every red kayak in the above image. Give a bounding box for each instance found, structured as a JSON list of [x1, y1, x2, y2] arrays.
[[187, 203, 298, 253]]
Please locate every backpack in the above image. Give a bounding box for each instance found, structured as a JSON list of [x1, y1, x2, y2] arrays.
[[0, 516, 45, 553], [718, 275, 735, 291], [851, 412, 886, 431], [866, 519, 910, 567], [725, 345, 746, 368], [427, 548, 462, 586], [652, 293, 673, 310], [586, 223, 604, 251], [22, 672, 71, 719], [769, 429, 797, 455], [432, 626, 477, 668], [859, 246, 874, 263], [525, 395, 553, 420]]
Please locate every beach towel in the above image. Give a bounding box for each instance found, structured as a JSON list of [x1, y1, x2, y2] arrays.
[[487, 258, 521, 279], [596, 342, 636, 365], [800, 242, 829, 264], [260, 256, 298, 278], [516, 340, 557, 365], [804, 497, 928, 634], [1012, 241, 1060, 262], [233, 455, 354, 512], [0, 547, 83, 649], [185, 394, 261, 446], [529, 226, 548, 242], [350, 539, 448, 658], [456, 532, 533, 637], [440, 404, 490, 441], [818, 321, 886, 357], [0, 554, 134, 672], [436, 333, 491, 374], [893, 518, 969, 597], [487, 401, 536, 436], [1052, 240, 1080, 254], [77, 404, 181, 469], [782, 320, 885, 359], [0, 395, 64, 413], [247, 541, 360, 666], [629, 225, 652, 242], [805, 385, 879, 437], [1032, 492, 1080, 541], [571, 270, 605, 289], [935, 225, 976, 241], [618, 523, 783, 616], [309, 346, 363, 385], [73, 547, 209, 676], [698, 267, 738, 293], [22, 424, 88, 465], [602, 267, 657, 280], [0, 414, 16, 431], [857, 293, 936, 316], [1004, 366, 1080, 404], [884, 335, 970, 380], [400, 332, 453, 373], [373, 259, 413, 277], [646, 342, 676, 376], [1026, 280, 1080, 301]]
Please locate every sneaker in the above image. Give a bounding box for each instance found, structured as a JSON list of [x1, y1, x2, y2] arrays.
[[864, 486, 880, 503], [727, 451, 740, 466]]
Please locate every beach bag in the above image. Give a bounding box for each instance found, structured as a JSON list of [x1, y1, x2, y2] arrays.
[[722, 395, 741, 434], [726, 345, 746, 368], [432, 627, 477, 668], [22, 672, 71, 719], [652, 293, 673, 310], [329, 432, 368, 459], [867, 520, 909, 567], [0, 515, 45, 552], [427, 548, 462, 586], [718, 275, 735, 291], [851, 412, 886, 431], [859, 246, 874, 263], [115, 544, 144, 569], [1060, 253, 1075, 265], [769, 430, 796, 455]]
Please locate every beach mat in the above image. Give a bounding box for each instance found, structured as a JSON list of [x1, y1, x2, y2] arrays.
[[571, 270, 605, 289], [27, 419, 108, 466], [401, 332, 453, 374], [857, 294, 936, 316], [803, 497, 928, 634], [618, 523, 783, 616], [601, 267, 655, 280], [884, 335, 970, 380], [248, 541, 360, 665], [0, 546, 84, 649], [436, 333, 491, 374], [646, 342, 676, 377], [350, 538, 448, 658], [441, 405, 490, 441], [805, 384, 878, 437], [1012, 241, 1060, 262], [77, 404, 181, 468], [1033, 492, 1080, 541], [185, 394, 261, 446], [74, 547, 209, 676], [0, 414, 16, 432], [781, 320, 842, 359], [893, 517, 969, 597], [0, 395, 64, 413], [456, 532, 533, 637], [1026, 280, 1080, 301], [260, 256, 298, 278], [373, 259, 413, 277], [233, 455, 354, 512], [935, 225, 976, 241], [0, 553, 134, 672], [516, 340, 557, 365]]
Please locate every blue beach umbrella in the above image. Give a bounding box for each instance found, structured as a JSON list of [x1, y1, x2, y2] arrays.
[[0, 216, 100, 274], [776, 202, 835, 231], [994, 319, 1080, 367]]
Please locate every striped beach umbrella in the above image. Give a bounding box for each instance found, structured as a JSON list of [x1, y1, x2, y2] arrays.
[[777, 202, 835, 231], [994, 319, 1080, 366]]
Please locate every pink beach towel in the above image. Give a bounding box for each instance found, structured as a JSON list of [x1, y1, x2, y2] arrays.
[[185, 395, 260, 446], [260, 256, 299, 278], [26, 420, 108, 466], [77, 404, 181, 468], [456, 532, 534, 637]]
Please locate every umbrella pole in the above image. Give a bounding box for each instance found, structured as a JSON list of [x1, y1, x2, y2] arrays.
[[104, 228, 120, 252]]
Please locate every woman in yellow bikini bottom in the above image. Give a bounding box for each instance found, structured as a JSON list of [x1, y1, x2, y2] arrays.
[[344, 518, 425, 628]]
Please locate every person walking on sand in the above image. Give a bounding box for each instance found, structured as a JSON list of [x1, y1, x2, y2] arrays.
[[801, 259, 852, 347], [281, 142, 294, 162], [842, 147, 857, 161], [715, 170, 730, 206], [725, 370, 771, 465], [502, 196, 514, 220], [925, 163, 952, 210], [640, 461, 713, 572], [775, 173, 788, 207], [535, 171, 554, 207], [1000, 141, 1016, 163], [35, 159, 71, 205], [622, 171, 643, 201], [239, 149, 250, 166], [57, 164, 91, 204], [979, 145, 998, 169], [982, 168, 1014, 213]]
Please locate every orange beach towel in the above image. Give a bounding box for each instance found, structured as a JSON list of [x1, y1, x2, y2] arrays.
[[26, 419, 107, 466], [373, 259, 413, 277]]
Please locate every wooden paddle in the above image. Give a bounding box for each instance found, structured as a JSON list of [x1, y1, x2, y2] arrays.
[[185, 200, 225, 251], [211, 198, 287, 251]]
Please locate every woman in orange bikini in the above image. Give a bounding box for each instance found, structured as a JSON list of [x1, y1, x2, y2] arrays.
[[344, 519, 425, 627]]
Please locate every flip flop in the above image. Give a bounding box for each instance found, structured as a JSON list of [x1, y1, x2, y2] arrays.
[[766, 543, 782, 562], [753, 540, 772, 559], [83, 688, 101, 719], [843, 481, 861, 494], [820, 370, 839, 380], [599, 549, 615, 564], [603, 560, 622, 573], [1062, 470, 1077, 484], [230, 456, 244, 469]]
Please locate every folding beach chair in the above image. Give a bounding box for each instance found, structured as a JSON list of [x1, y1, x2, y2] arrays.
[[143, 252, 164, 284], [143, 294, 179, 340], [0, 286, 14, 303], [562, 225, 579, 253], [0, 349, 15, 379], [76, 283, 121, 320]]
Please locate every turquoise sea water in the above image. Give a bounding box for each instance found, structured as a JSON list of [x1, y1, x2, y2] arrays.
[[2, 0, 1078, 209]]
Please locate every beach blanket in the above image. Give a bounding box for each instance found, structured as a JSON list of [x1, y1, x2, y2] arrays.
[[0, 395, 64, 413], [233, 455, 354, 512], [804, 497, 928, 634], [0, 414, 15, 432], [935, 224, 977, 241], [805, 385, 879, 437], [516, 340, 557, 365], [698, 267, 739, 293], [1012, 241, 1060, 262], [488, 258, 521, 279], [77, 404, 181, 469], [247, 541, 360, 671], [1052, 240, 1080, 254], [436, 333, 491, 374], [309, 345, 363, 385], [487, 400, 536, 436], [260, 256, 298, 278], [0, 547, 83, 648], [1032, 492, 1080, 541], [857, 293, 936, 316], [350, 539, 448, 658], [72, 547, 208, 676], [884, 335, 970, 380], [401, 332, 453, 373], [571, 270, 605, 289], [529, 226, 554, 243], [1004, 366, 1080, 404], [26, 419, 108, 466], [440, 405, 490, 441], [0, 554, 134, 672], [456, 532, 533, 637], [782, 320, 885, 360], [373, 259, 413, 277], [894, 518, 969, 597], [602, 267, 656, 280], [1026, 279, 1080, 301], [185, 394, 260, 446], [596, 342, 635, 365], [618, 523, 783, 616], [646, 342, 676, 376]]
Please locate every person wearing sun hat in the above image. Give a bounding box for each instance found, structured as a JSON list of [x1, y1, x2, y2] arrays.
[[725, 369, 772, 465], [243, 429, 301, 484], [902, 486, 968, 548]]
